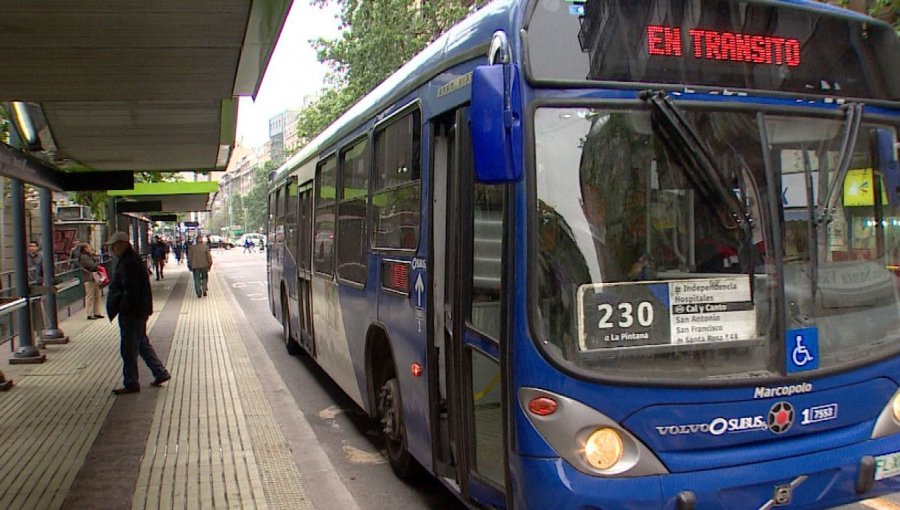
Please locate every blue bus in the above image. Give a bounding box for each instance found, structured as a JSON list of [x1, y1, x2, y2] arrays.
[[268, 0, 900, 507]]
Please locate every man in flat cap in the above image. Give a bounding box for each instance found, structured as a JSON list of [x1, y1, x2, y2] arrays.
[[105, 232, 170, 394]]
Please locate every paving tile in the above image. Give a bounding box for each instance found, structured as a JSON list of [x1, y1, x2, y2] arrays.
[[0, 277, 175, 510]]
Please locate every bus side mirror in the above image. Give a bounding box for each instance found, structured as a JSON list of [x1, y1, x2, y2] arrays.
[[470, 64, 523, 183], [873, 128, 900, 206]]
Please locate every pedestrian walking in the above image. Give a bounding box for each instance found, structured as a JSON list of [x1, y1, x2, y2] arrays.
[[79, 243, 105, 320], [26, 241, 43, 285], [187, 236, 213, 297], [243, 237, 255, 254], [150, 235, 169, 280], [173, 237, 184, 265], [105, 232, 170, 395]]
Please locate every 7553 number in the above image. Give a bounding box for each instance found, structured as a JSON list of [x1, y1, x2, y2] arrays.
[[597, 301, 655, 329]]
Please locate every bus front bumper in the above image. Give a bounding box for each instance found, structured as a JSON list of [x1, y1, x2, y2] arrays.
[[513, 436, 900, 509]]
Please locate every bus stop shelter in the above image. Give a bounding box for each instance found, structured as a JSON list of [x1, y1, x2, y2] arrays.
[[0, 0, 291, 371]]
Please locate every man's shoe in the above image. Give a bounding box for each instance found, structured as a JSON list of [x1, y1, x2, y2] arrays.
[[203, 290, 208, 296], [112, 386, 140, 395], [151, 373, 171, 387]]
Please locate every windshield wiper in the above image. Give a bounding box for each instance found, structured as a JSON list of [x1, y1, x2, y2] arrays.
[[816, 103, 864, 224], [640, 90, 753, 237]]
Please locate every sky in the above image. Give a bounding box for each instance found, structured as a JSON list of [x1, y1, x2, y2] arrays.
[[235, 1, 343, 149]]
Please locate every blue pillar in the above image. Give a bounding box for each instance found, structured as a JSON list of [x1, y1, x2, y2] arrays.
[[39, 188, 68, 344], [10, 179, 46, 364]]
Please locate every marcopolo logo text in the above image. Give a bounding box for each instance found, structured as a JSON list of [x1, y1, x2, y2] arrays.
[[753, 382, 812, 399]]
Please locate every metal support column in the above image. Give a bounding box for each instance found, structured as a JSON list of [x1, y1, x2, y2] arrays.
[[39, 188, 68, 344], [10, 179, 46, 364]]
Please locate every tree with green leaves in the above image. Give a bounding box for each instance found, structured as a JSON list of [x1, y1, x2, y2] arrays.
[[229, 192, 246, 231], [829, 0, 899, 33], [242, 161, 279, 233], [297, 1, 486, 142]]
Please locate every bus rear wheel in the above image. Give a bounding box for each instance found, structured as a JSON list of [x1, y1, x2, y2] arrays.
[[378, 377, 418, 479], [282, 297, 301, 356]]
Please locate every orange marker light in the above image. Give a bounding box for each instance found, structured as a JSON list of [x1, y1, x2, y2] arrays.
[[528, 397, 558, 416], [411, 363, 423, 377]]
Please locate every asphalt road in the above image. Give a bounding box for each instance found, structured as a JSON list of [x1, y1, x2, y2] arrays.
[[214, 248, 466, 510], [212, 248, 899, 510]]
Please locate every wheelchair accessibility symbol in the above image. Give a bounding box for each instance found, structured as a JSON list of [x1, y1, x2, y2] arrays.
[[792, 336, 814, 366], [786, 328, 819, 373]]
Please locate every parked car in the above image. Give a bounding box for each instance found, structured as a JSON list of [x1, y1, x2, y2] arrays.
[[207, 235, 234, 249]]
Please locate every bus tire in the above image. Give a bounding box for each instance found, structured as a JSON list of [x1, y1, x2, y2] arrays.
[[282, 295, 302, 356], [378, 377, 419, 479]]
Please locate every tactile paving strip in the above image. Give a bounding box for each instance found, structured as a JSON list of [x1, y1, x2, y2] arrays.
[[0, 280, 173, 510], [132, 271, 311, 509]]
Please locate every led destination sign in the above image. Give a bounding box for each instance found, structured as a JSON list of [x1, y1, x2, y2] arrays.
[[647, 25, 801, 67]]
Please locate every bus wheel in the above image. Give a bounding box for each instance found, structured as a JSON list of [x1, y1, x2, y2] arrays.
[[378, 377, 418, 479], [282, 297, 301, 356]]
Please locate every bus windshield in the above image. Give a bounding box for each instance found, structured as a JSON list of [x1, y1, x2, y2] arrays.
[[533, 105, 900, 381]]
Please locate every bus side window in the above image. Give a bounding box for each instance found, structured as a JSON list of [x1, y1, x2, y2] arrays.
[[285, 178, 298, 255], [315, 156, 337, 276], [373, 109, 421, 251], [468, 184, 504, 340], [337, 138, 369, 284]]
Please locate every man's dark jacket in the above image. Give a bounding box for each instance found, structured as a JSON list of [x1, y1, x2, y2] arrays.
[[106, 246, 152, 320]]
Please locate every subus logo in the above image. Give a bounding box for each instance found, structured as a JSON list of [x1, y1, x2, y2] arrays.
[[655, 414, 768, 436]]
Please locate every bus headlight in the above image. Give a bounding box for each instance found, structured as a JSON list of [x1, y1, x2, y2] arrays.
[[520, 388, 668, 477], [872, 389, 900, 439], [584, 428, 624, 470], [893, 392, 900, 423]]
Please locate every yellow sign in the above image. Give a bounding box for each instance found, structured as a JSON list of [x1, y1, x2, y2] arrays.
[[843, 168, 888, 207]]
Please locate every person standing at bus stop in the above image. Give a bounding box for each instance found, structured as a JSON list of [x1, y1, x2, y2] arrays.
[[105, 232, 170, 394], [26, 241, 43, 285], [79, 243, 105, 320], [187, 236, 213, 298]]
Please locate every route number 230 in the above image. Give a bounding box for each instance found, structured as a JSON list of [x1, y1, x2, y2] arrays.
[[597, 302, 655, 329]]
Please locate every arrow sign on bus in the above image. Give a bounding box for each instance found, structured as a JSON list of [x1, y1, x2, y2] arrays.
[[414, 273, 425, 309]]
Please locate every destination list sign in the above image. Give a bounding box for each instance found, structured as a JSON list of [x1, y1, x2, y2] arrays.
[[577, 276, 756, 352]]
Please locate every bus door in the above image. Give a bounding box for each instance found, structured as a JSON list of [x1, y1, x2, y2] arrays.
[[297, 182, 316, 355], [431, 108, 508, 507]]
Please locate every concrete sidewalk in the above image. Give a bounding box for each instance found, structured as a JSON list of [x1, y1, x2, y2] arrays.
[[0, 263, 321, 509]]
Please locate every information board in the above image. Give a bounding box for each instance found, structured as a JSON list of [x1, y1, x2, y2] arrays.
[[577, 276, 757, 352]]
